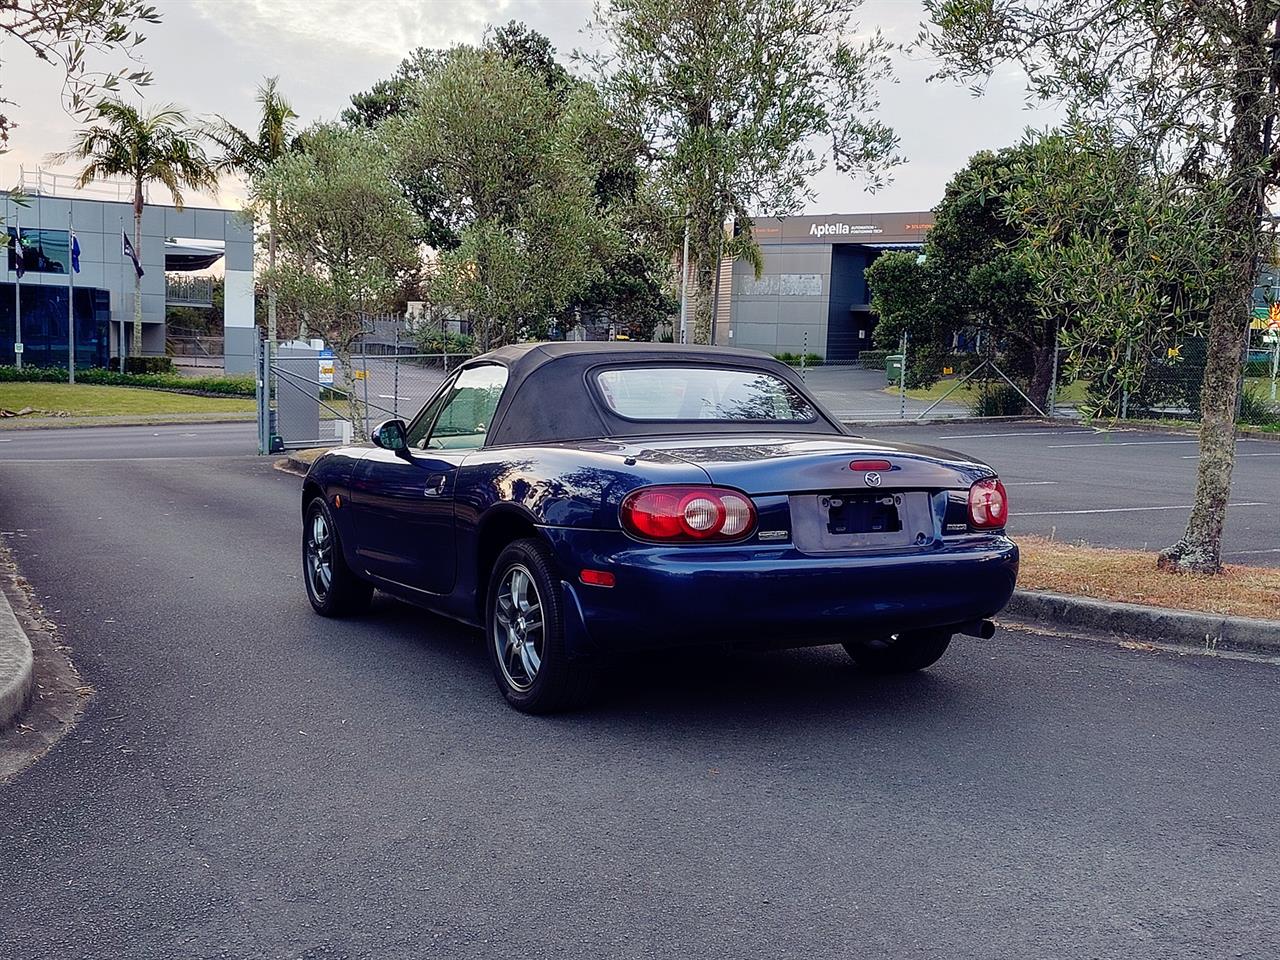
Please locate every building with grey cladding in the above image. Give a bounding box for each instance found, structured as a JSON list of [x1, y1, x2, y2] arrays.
[[3, 182, 254, 373], [717, 211, 933, 361]]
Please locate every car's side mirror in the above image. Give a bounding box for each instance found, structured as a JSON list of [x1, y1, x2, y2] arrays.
[[372, 418, 409, 453]]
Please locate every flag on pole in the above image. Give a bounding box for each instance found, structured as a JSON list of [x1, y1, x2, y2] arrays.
[[11, 221, 24, 279], [122, 230, 144, 278], [70, 231, 81, 273]]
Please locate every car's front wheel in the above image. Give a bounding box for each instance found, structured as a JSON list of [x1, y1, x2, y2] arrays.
[[842, 629, 953, 673], [303, 496, 373, 617], [486, 538, 593, 713]]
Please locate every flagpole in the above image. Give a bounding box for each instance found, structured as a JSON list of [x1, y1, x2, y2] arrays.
[[12, 213, 21, 371], [118, 216, 126, 373], [68, 210, 75, 384]]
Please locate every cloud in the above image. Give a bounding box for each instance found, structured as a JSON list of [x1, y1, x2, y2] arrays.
[[188, 0, 517, 59]]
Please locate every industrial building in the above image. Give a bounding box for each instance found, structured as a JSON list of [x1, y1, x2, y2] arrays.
[[719, 211, 933, 360], [2, 173, 254, 373]]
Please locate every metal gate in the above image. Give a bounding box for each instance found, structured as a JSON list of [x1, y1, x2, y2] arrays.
[[255, 338, 462, 454]]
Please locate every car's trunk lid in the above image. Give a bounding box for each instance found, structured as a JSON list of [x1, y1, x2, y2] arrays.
[[583, 434, 991, 554], [591, 434, 991, 494]]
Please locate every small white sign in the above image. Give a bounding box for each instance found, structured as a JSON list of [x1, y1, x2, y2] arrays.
[[318, 349, 335, 386], [13, 343, 22, 354]]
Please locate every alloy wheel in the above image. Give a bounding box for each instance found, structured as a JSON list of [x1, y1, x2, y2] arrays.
[[306, 510, 333, 602], [494, 564, 544, 692]]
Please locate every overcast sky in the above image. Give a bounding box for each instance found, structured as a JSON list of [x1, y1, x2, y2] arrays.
[[2, 0, 1059, 214]]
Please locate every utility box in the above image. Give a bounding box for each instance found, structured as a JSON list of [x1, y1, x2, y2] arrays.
[[276, 340, 322, 447], [885, 354, 905, 384]]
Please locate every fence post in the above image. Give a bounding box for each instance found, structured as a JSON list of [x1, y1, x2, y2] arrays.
[[393, 328, 400, 419], [899, 330, 908, 420], [800, 331, 807, 381], [1121, 341, 1132, 420], [361, 338, 371, 439], [1047, 337, 1061, 420], [254, 335, 265, 456]]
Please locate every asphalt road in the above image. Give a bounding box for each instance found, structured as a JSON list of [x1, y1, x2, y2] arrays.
[[0, 429, 1279, 959], [0, 417, 1274, 562], [864, 422, 1279, 564]]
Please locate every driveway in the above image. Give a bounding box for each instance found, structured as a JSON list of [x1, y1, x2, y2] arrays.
[[0, 428, 1277, 959]]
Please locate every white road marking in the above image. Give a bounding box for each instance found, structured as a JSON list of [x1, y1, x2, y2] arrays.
[[1003, 481, 1059, 486], [1046, 440, 1200, 448], [937, 430, 1096, 439], [1223, 548, 1280, 557], [1180, 452, 1280, 459], [1019, 502, 1268, 517]]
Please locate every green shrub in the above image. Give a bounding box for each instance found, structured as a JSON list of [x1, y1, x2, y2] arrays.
[[1239, 387, 1280, 426], [125, 356, 175, 375], [858, 349, 890, 370], [0, 365, 256, 397], [413, 330, 476, 355], [773, 352, 824, 367], [969, 381, 1029, 417]]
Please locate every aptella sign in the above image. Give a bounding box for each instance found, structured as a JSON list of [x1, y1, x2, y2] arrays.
[[808, 222, 884, 238]]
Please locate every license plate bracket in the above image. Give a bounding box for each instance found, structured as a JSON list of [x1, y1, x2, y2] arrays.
[[824, 493, 903, 536]]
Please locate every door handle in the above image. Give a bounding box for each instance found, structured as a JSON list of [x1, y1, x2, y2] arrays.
[[424, 474, 447, 497]]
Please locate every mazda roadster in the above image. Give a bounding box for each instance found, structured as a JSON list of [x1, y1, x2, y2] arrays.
[[301, 342, 1018, 712]]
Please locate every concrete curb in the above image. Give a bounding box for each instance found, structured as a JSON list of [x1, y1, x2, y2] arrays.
[[1005, 589, 1280, 657], [0, 579, 34, 732], [277, 455, 311, 477]]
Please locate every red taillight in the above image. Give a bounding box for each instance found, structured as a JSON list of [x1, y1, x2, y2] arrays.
[[850, 459, 892, 472], [968, 477, 1009, 529], [580, 569, 616, 587], [620, 486, 758, 542]]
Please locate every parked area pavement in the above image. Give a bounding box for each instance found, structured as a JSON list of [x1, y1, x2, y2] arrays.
[[1, 424, 1279, 958], [863, 421, 1279, 566]]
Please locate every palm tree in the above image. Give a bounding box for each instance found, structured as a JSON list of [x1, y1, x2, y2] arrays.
[[54, 100, 219, 362], [206, 77, 298, 345]]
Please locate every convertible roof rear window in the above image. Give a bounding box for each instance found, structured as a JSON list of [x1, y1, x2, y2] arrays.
[[595, 365, 817, 422]]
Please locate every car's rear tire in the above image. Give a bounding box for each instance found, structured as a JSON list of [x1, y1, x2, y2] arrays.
[[486, 538, 594, 714], [843, 629, 953, 673], [303, 496, 373, 617]]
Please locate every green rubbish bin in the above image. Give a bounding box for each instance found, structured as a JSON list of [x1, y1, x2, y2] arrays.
[[885, 354, 904, 384]]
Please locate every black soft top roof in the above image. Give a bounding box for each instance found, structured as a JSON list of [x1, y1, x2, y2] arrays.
[[471, 341, 847, 445]]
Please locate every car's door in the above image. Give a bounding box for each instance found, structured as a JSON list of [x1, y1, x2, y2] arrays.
[[352, 364, 509, 595]]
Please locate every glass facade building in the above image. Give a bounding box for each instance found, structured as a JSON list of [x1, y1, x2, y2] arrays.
[[0, 283, 111, 368]]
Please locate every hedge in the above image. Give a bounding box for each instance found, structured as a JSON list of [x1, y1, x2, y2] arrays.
[[0, 365, 256, 397]]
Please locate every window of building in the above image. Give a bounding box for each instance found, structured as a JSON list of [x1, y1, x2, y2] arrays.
[[8, 228, 72, 276]]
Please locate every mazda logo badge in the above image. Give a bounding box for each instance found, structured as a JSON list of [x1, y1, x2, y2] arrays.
[[864, 472, 882, 487]]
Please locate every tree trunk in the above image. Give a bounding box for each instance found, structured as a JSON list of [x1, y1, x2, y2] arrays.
[[690, 255, 717, 345], [131, 186, 144, 360], [1027, 342, 1055, 411], [1157, 266, 1252, 573], [332, 342, 367, 441], [1158, 7, 1270, 574]]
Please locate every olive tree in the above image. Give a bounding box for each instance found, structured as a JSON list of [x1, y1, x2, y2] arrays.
[[921, 0, 1280, 573], [384, 46, 613, 350], [249, 124, 423, 438], [586, 0, 900, 344]]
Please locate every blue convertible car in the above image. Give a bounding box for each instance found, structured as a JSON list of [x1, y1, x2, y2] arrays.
[[301, 343, 1018, 712]]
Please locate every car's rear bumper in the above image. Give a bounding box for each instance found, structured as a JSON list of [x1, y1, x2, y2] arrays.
[[541, 528, 1019, 652]]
